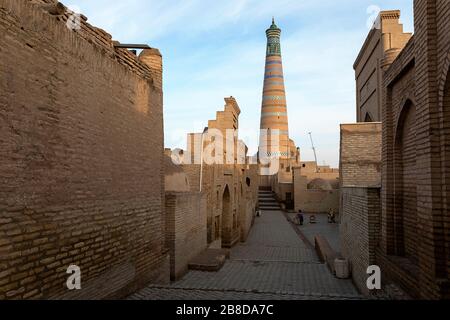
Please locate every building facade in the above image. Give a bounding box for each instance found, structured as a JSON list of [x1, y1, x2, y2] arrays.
[[354, 11, 412, 122], [340, 2, 450, 299], [168, 97, 259, 250]]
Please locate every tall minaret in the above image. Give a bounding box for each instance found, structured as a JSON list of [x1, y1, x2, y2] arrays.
[[259, 18, 290, 165]]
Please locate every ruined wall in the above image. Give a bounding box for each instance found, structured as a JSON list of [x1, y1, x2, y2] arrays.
[[170, 97, 258, 249], [0, 0, 168, 299], [165, 192, 207, 280], [340, 187, 381, 295], [339, 123, 382, 188]]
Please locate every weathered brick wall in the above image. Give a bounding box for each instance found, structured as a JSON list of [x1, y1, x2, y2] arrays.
[[381, 47, 417, 264], [340, 187, 381, 295], [0, 0, 168, 299], [181, 164, 201, 192], [339, 123, 382, 188], [416, 0, 450, 298], [165, 192, 207, 280], [377, 0, 450, 299], [221, 166, 241, 248], [239, 164, 258, 242]]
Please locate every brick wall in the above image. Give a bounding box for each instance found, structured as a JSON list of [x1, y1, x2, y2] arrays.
[[181, 164, 201, 192], [340, 187, 381, 295], [376, 0, 450, 299], [165, 192, 207, 280], [353, 11, 412, 122], [239, 164, 258, 242], [0, 0, 168, 299], [292, 168, 339, 214], [413, 0, 450, 298], [339, 123, 382, 188], [177, 97, 258, 249]]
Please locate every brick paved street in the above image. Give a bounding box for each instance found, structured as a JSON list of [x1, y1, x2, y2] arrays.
[[287, 212, 341, 252], [128, 210, 361, 300]]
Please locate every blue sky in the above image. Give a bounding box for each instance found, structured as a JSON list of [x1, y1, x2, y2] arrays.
[[69, 0, 413, 167]]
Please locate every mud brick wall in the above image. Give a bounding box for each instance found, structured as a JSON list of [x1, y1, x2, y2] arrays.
[[375, 0, 450, 299], [0, 0, 168, 299], [411, 0, 449, 299], [165, 192, 207, 280], [239, 164, 258, 242], [339, 123, 382, 188], [340, 187, 381, 295]]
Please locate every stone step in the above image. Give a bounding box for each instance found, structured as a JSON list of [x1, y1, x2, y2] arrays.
[[188, 249, 230, 272], [259, 206, 281, 210]]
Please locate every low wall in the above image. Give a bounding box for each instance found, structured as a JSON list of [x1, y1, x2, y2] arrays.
[[294, 189, 339, 213], [165, 192, 207, 280]]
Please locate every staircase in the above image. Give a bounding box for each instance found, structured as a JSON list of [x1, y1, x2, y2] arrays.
[[258, 189, 281, 211]]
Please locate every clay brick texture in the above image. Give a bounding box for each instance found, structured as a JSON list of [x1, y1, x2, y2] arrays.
[[165, 192, 207, 280], [342, 1, 450, 299], [379, 0, 450, 299], [0, 0, 168, 299], [339, 123, 382, 188], [340, 187, 381, 295]]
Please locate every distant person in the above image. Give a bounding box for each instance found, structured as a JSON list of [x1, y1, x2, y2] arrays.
[[309, 214, 316, 224], [328, 208, 336, 223], [297, 210, 304, 226]]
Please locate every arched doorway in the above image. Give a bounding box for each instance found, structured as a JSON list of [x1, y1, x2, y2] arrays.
[[221, 185, 231, 248], [394, 100, 417, 261]]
